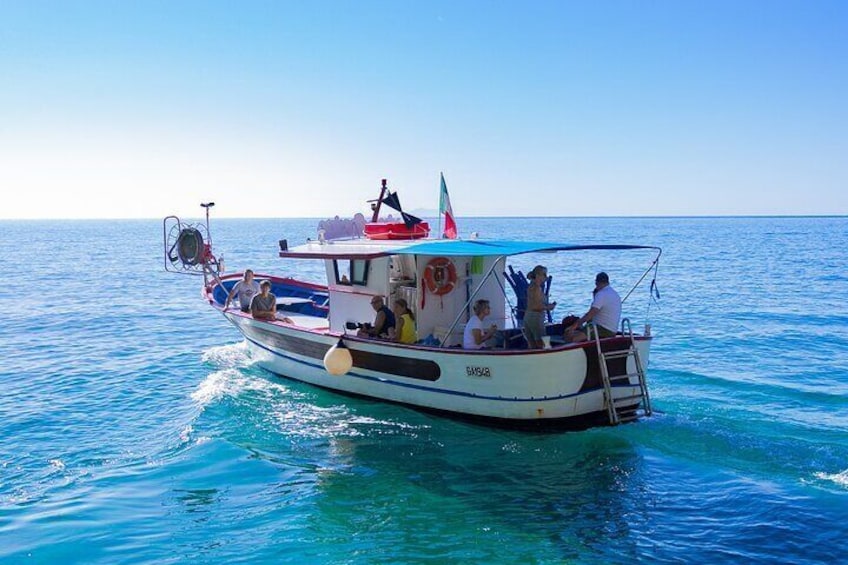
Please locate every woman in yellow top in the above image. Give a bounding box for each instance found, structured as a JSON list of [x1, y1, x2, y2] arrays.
[[391, 298, 418, 344]]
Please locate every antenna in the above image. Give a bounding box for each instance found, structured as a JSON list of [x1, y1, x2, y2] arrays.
[[200, 202, 215, 242]]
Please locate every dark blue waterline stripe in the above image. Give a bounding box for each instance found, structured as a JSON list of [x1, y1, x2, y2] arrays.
[[244, 336, 616, 403]]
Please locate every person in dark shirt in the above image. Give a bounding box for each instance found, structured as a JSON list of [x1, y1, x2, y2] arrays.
[[250, 280, 277, 321], [358, 295, 396, 338]]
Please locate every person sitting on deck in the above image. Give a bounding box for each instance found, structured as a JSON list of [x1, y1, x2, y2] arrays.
[[390, 298, 418, 344], [463, 299, 499, 349], [225, 269, 260, 312], [566, 272, 621, 342], [357, 296, 396, 339], [250, 280, 278, 321]]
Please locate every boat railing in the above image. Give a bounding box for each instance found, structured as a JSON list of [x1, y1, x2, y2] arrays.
[[623, 318, 652, 417]]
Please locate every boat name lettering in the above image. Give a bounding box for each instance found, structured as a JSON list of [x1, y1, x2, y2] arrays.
[[466, 366, 491, 378]]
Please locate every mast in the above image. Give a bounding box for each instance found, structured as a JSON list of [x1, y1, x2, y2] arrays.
[[371, 178, 388, 222]]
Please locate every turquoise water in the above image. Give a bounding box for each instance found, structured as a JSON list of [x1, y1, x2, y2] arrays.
[[1, 217, 847, 564]]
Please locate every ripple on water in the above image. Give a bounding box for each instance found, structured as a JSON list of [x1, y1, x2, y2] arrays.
[[813, 469, 848, 490]]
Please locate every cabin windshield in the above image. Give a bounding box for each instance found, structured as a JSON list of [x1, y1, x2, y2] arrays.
[[334, 259, 369, 285]]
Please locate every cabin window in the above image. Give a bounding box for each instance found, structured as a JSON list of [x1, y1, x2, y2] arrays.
[[334, 259, 369, 286], [389, 255, 415, 281], [351, 260, 369, 285]]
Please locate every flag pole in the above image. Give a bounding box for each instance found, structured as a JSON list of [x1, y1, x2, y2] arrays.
[[438, 172, 443, 239]]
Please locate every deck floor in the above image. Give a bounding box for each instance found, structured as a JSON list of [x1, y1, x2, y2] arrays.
[[275, 313, 330, 330]]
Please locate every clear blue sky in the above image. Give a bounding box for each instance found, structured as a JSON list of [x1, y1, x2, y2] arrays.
[[1, 1, 846, 218]]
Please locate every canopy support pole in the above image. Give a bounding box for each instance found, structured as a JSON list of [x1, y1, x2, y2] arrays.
[[439, 258, 502, 347]]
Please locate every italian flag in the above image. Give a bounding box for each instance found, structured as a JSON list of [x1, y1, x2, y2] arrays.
[[439, 172, 457, 239]]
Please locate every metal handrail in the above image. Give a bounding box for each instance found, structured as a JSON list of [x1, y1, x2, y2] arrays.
[[591, 322, 618, 424]]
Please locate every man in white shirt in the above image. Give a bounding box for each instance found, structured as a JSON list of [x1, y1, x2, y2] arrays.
[[225, 269, 261, 312], [566, 272, 621, 342]]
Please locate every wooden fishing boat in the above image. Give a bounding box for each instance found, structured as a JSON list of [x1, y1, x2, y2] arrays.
[[163, 179, 662, 430]]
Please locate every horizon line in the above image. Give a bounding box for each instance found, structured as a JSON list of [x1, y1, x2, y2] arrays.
[[2, 214, 847, 221]]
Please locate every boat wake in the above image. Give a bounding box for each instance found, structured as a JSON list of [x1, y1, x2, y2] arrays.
[[193, 340, 422, 439], [190, 341, 258, 408], [200, 340, 253, 370], [268, 404, 424, 441], [191, 369, 254, 406], [190, 366, 407, 444]]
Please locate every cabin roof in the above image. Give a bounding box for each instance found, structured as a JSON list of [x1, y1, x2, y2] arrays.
[[280, 238, 660, 260]]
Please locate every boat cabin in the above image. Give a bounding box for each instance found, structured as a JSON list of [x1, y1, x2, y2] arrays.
[[281, 238, 508, 346]]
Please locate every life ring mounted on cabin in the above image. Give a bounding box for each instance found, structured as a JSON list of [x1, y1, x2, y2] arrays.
[[423, 257, 457, 296]]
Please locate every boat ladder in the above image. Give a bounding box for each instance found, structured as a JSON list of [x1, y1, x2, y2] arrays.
[[593, 319, 652, 425]]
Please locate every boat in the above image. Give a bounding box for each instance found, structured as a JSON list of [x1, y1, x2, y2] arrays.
[[163, 179, 662, 430]]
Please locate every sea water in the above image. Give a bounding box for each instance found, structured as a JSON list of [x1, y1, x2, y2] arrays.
[[1, 216, 846, 564]]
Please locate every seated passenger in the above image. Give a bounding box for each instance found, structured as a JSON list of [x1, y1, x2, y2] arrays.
[[390, 298, 418, 344], [357, 296, 396, 338], [225, 269, 260, 312], [250, 280, 277, 321], [567, 272, 621, 342], [463, 299, 498, 349]]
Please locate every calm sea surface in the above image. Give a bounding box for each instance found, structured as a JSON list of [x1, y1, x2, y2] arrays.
[[1, 216, 847, 564]]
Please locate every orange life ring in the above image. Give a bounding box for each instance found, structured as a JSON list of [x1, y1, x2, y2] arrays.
[[423, 257, 457, 296]]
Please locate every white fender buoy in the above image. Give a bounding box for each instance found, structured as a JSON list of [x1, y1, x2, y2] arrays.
[[323, 339, 353, 376]]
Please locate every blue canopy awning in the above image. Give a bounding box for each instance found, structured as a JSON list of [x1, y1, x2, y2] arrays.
[[390, 239, 660, 257], [279, 238, 661, 260]]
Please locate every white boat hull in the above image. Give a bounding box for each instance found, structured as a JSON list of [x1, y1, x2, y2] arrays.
[[228, 314, 652, 429]]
